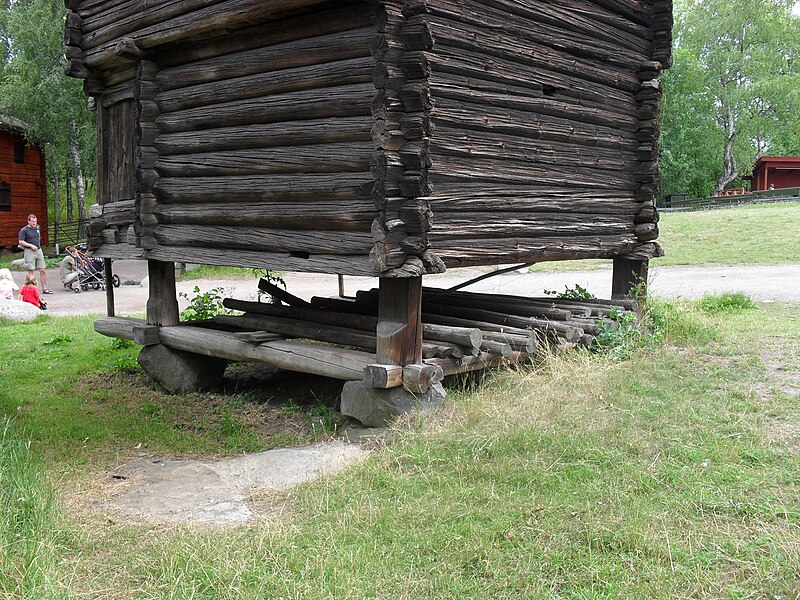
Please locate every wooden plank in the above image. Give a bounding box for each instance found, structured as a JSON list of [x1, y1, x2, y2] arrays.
[[147, 245, 375, 276], [155, 82, 375, 133], [146, 260, 179, 326], [158, 326, 374, 381], [154, 201, 375, 232], [153, 224, 373, 255], [611, 258, 649, 301], [153, 172, 375, 203], [154, 117, 373, 155], [377, 277, 422, 366], [154, 142, 373, 177]]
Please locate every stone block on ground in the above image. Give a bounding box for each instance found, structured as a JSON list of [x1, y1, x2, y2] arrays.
[[340, 380, 446, 427], [137, 344, 228, 394], [0, 299, 41, 322]]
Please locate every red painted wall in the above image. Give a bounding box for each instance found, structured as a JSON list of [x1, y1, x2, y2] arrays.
[[0, 128, 48, 249], [751, 157, 800, 191]]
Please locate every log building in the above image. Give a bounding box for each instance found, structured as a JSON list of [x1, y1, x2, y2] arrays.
[[66, 0, 672, 425], [0, 116, 48, 250]]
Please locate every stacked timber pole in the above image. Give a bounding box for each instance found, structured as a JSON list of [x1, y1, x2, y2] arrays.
[[211, 279, 637, 379]]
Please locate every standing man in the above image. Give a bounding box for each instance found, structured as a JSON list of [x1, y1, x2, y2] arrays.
[[18, 214, 51, 294]]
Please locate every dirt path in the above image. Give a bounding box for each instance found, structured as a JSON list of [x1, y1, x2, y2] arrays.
[[13, 262, 800, 317]]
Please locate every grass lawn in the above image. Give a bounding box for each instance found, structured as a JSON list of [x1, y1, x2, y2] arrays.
[[532, 202, 800, 273], [1, 295, 799, 597]]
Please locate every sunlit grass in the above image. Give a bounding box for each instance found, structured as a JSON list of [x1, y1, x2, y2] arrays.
[[2, 298, 799, 597]]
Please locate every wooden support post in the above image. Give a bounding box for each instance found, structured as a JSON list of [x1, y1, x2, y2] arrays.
[[104, 258, 115, 317], [611, 258, 649, 301], [376, 276, 422, 366], [146, 260, 179, 326]]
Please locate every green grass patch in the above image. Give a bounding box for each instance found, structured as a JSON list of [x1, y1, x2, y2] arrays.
[[657, 203, 800, 267], [176, 264, 257, 281], [530, 202, 800, 272], [0, 420, 60, 597], [2, 298, 799, 597]]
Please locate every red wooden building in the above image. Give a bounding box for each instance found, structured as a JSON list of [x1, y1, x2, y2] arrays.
[[0, 115, 48, 249], [749, 156, 800, 191]]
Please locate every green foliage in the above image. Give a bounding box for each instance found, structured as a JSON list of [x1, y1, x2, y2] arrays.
[[179, 286, 234, 321], [42, 334, 72, 346], [543, 283, 596, 300], [0, 0, 96, 176], [110, 338, 134, 350], [0, 419, 58, 597], [661, 0, 800, 196], [253, 268, 287, 304], [697, 292, 758, 315]]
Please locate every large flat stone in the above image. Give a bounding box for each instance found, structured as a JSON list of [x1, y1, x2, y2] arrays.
[[340, 380, 446, 427], [137, 343, 228, 394]]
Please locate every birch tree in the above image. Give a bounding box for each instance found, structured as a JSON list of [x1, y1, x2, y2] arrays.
[[662, 0, 800, 196]]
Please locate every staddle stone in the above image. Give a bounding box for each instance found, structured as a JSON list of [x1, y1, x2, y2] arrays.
[[137, 344, 228, 394]]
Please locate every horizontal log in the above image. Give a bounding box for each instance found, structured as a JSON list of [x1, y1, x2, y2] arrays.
[[425, 351, 529, 377], [427, 0, 652, 58], [363, 364, 404, 389], [155, 142, 373, 177], [154, 201, 375, 232], [153, 172, 375, 203], [426, 16, 642, 93], [158, 4, 374, 67], [422, 288, 572, 320], [431, 125, 638, 173], [146, 245, 375, 276], [159, 325, 373, 381], [156, 82, 375, 133], [430, 101, 638, 153], [156, 28, 374, 93], [154, 117, 373, 155], [430, 212, 634, 239], [81, 0, 338, 70], [153, 224, 373, 255], [430, 75, 640, 133], [429, 234, 641, 267]]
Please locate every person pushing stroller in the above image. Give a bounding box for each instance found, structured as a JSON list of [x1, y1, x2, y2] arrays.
[[59, 247, 79, 292]]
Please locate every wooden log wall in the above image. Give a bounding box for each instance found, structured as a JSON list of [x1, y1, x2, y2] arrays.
[[369, 0, 445, 277], [146, 2, 382, 274], [409, 0, 672, 267], [66, 0, 672, 274], [68, 1, 397, 275]]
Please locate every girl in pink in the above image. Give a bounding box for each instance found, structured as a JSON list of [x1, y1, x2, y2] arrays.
[[19, 274, 42, 309], [0, 268, 18, 300]]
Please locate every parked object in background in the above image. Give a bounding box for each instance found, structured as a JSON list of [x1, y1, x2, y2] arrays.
[[65, 244, 121, 292], [747, 156, 800, 191]]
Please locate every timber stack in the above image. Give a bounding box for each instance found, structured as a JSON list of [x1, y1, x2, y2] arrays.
[[67, 0, 672, 426]]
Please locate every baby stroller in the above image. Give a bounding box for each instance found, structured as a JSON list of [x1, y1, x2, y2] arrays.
[[64, 245, 121, 292]]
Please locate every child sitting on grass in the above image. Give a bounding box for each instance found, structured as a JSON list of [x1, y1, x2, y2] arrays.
[[19, 274, 46, 310], [0, 268, 18, 300]]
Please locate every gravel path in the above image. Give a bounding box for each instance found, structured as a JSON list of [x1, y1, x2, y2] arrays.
[[11, 262, 800, 317]]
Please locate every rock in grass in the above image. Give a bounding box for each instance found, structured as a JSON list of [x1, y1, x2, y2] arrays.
[[0, 298, 42, 322]]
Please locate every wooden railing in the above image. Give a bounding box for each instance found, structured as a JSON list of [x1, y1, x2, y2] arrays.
[[50, 219, 89, 252], [660, 187, 800, 212]]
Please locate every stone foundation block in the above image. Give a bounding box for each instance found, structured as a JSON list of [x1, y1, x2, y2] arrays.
[[137, 344, 228, 394], [340, 381, 446, 427]]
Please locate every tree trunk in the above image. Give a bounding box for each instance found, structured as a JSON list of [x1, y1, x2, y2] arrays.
[[714, 106, 738, 195], [65, 162, 73, 222], [49, 149, 59, 232], [70, 122, 87, 235]]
